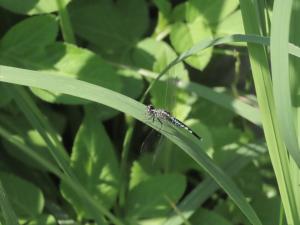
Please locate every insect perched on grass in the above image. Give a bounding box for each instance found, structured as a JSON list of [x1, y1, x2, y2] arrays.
[[146, 104, 202, 140]]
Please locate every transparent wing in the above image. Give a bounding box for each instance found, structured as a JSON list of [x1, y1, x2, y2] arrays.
[[140, 128, 161, 154]]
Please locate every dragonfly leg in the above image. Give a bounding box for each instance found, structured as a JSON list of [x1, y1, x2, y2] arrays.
[[157, 118, 163, 128]]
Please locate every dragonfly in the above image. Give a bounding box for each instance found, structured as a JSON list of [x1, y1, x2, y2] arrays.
[[141, 69, 201, 161], [145, 104, 202, 140]]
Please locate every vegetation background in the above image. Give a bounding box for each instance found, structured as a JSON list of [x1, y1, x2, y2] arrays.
[[0, 0, 300, 225]]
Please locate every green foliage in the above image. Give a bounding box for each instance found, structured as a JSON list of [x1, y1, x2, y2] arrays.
[[0, 0, 299, 225], [0, 0, 71, 15], [69, 0, 149, 61], [61, 110, 120, 218], [126, 174, 186, 220], [170, 16, 213, 70], [0, 172, 44, 219], [27, 214, 56, 225]]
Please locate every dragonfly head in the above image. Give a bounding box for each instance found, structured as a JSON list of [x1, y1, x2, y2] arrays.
[[146, 104, 154, 113]]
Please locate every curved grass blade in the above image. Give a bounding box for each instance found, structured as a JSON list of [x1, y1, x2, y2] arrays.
[[139, 25, 300, 224], [239, 1, 300, 224], [0, 124, 118, 225], [5, 86, 121, 225], [142, 34, 300, 101], [138, 69, 261, 126], [163, 142, 266, 225], [271, 0, 300, 166], [271, 0, 300, 222], [0, 65, 262, 225]]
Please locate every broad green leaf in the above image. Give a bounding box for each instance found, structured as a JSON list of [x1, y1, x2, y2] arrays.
[[0, 113, 56, 171], [0, 172, 44, 219], [30, 43, 122, 104], [0, 15, 58, 52], [0, 0, 70, 15], [132, 38, 187, 77], [170, 17, 213, 70], [69, 0, 148, 60], [215, 10, 244, 36], [129, 161, 152, 190], [117, 67, 144, 102], [61, 110, 120, 218], [0, 12, 122, 105], [186, 0, 239, 24], [190, 97, 234, 126], [28, 214, 56, 225], [171, 2, 186, 22], [0, 98, 66, 170], [189, 208, 233, 225], [126, 174, 186, 219], [2, 130, 55, 171], [210, 126, 242, 150]]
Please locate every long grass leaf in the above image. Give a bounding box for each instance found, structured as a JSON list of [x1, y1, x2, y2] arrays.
[[240, 0, 299, 224], [0, 65, 262, 225], [271, 0, 300, 167], [0, 124, 120, 225], [142, 34, 300, 100], [289, 0, 300, 216], [5, 86, 122, 225], [163, 142, 266, 225], [139, 69, 261, 125]]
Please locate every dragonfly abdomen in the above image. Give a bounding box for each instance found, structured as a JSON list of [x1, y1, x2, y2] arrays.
[[146, 104, 202, 140], [168, 116, 202, 140]]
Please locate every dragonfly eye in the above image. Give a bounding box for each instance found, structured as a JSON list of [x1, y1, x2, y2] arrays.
[[147, 104, 154, 111]]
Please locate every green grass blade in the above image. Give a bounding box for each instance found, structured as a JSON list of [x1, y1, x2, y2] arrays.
[[0, 124, 120, 225], [182, 82, 261, 126], [0, 65, 262, 225], [0, 124, 62, 176], [7, 86, 124, 225], [140, 69, 261, 126], [0, 179, 20, 225], [56, 0, 75, 43], [271, 0, 300, 167], [163, 142, 266, 225], [289, 0, 300, 216], [142, 33, 300, 100], [7, 86, 74, 176], [240, 0, 300, 224]]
